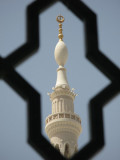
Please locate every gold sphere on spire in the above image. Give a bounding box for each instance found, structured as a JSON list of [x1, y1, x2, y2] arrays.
[[56, 15, 64, 41]]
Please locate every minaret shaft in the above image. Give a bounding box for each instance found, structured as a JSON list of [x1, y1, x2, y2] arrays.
[[52, 95, 74, 114], [56, 67, 69, 89]]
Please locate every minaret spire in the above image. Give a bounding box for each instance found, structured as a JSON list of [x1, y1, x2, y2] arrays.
[[56, 15, 64, 41], [54, 15, 69, 89], [45, 15, 82, 158]]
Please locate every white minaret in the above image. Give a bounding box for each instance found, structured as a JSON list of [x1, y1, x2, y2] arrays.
[[45, 15, 82, 158]]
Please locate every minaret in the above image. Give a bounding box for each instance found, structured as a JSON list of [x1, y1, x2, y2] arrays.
[[45, 15, 82, 158]]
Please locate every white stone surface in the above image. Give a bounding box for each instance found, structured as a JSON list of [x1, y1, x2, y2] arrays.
[[45, 39, 82, 158], [55, 66, 69, 89], [54, 40, 68, 67]]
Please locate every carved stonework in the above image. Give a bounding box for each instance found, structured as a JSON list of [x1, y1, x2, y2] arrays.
[[46, 113, 81, 125], [50, 87, 76, 101]]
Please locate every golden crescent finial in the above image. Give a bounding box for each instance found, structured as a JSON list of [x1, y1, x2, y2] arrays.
[[56, 15, 64, 41], [56, 15, 64, 23]]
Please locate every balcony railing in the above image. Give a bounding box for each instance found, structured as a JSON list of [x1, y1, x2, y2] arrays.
[[46, 113, 81, 125]]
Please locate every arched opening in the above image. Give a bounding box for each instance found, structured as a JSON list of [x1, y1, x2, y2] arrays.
[[64, 143, 70, 158], [55, 144, 60, 152]]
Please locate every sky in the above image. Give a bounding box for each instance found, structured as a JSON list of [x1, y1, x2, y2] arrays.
[[0, 0, 120, 160]]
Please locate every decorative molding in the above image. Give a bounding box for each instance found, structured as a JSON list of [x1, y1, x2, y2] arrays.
[[49, 87, 76, 101], [46, 112, 81, 125]]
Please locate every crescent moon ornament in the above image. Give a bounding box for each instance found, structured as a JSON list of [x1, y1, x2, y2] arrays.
[[56, 15, 64, 41], [56, 15, 65, 23]]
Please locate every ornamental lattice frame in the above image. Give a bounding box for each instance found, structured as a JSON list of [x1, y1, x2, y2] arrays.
[[0, 0, 120, 160]]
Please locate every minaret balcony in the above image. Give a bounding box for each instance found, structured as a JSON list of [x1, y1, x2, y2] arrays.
[[46, 112, 81, 125], [45, 112, 82, 139]]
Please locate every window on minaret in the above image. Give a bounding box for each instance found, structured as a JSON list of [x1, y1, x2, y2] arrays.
[[55, 144, 60, 152], [64, 143, 70, 158]]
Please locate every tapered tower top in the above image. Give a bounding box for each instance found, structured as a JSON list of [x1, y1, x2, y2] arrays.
[[54, 15, 69, 88], [54, 15, 68, 67]]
